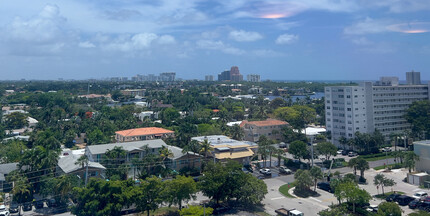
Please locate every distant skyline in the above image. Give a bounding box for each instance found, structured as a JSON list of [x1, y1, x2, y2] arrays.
[[0, 0, 429, 80]]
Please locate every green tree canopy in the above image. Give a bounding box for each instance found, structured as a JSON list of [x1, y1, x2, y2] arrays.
[[164, 175, 198, 210], [378, 202, 402, 216], [289, 140, 309, 162], [316, 142, 337, 161]]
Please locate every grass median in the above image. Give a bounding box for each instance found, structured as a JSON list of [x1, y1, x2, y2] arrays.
[[279, 182, 297, 198]]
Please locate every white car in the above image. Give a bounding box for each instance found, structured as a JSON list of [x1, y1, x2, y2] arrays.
[[279, 166, 292, 174], [259, 168, 271, 175], [336, 150, 343, 155], [0, 205, 10, 216], [413, 191, 428, 200]]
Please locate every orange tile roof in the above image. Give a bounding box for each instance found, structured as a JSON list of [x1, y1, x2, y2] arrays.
[[241, 119, 288, 127], [116, 127, 174, 137]]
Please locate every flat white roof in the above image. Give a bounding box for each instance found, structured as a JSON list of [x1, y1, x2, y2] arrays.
[[294, 127, 326, 136]]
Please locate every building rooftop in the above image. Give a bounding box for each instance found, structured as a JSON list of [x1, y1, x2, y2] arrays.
[[87, 139, 167, 155], [116, 127, 174, 137], [0, 163, 19, 181], [58, 154, 105, 174], [240, 119, 288, 127], [192, 135, 257, 147]]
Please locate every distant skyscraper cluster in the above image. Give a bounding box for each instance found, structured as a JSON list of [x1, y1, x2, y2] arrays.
[[215, 66, 260, 82], [132, 72, 176, 82]]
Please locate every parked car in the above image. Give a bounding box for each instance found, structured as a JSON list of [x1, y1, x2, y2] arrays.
[[381, 147, 392, 152], [366, 204, 378, 213], [8, 202, 19, 213], [22, 202, 32, 211], [418, 201, 430, 211], [396, 195, 415, 206], [336, 150, 343, 155], [0, 205, 10, 216], [386, 193, 402, 202], [341, 150, 348, 156], [279, 166, 292, 174], [413, 191, 428, 200], [34, 200, 45, 209], [259, 168, 271, 175], [47, 198, 57, 208], [348, 152, 357, 157], [408, 199, 421, 209], [317, 182, 334, 193]]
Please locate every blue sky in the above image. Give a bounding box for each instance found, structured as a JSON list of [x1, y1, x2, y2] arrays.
[[0, 0, 429, 81]]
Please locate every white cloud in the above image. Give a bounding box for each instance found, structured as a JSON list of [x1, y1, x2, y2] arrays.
[[5, 4, 66, 43], [103, 33, 176, 52], [196, 40, 244, 55], [344, 17, 391, 35], [79, 41, 96, 48], [229, 30, 263, 42], [359, 0, 430, 13], [252, 49, 284, 57], [158, 35, 176, 44], [275, 34, 299, 44]]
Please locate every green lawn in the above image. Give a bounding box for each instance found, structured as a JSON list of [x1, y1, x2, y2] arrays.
[[279, 182, 296, 198], [361, 155, 394, 162], [373, 163, 402, 170]]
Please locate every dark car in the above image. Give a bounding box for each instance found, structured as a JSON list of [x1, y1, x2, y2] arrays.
[[409, 199, 421, 209], [386, 193, 402, 202], [317, 182, 334, 193], [47, 198, 57, 208], [34, 200, 45, 209], [396, 195, 415, 206], [22, 202, 32, 211], [9, 202, 19, 213], [418, 201, 430, 211], [341, 150, 348, 156]]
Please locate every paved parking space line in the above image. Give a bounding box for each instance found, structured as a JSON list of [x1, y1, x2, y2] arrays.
[[271, 197, 285, 200], [309, 197, 322, 203]]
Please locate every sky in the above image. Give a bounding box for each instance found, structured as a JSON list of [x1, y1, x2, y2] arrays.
[[0, 0, 429, 81]]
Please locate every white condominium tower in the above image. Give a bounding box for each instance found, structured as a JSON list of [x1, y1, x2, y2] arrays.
[[325, 71, 430, 146]]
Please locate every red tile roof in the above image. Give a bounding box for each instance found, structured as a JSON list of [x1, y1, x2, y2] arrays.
[[116, 127, 174, 137], [240, 119, 288, 127]]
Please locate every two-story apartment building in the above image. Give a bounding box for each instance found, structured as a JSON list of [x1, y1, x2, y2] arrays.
[[85, 139, 201, 173], [115, 127, 174, 142], [240, 119, 289, 142]]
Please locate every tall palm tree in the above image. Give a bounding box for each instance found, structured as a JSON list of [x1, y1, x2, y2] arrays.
[[199, 139, 213, 163], [310, 166, 324, 191], [182, 140, 201, 169], [356, 158, 370, 179], [257, 136, 270, 168], [348, 158, 359, 176], [10, 175, 31, 204], [405, 152, 420, 173], [276, 148, 285, 167], [230, 124, 244, 141]]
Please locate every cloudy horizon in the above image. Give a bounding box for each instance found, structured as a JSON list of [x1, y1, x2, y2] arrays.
[[0, 0, 429, 80]]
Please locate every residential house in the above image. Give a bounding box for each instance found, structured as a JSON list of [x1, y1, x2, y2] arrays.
[[115, 127, 174, 142], [192, 135, 257, 165], [57, 154, 106, 179], [0, 163, 18, 192], [240, 119, 289, 142]]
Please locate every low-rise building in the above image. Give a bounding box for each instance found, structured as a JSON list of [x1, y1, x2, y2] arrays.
[[115, 127, 174, 142], [0, 163, 18, 192], [240, 119, 289, 142], [414, 140, 430, 172], [85, 139, 201, 173], [121, 89, 146, 97], [57, 154, 106, 179], [192, 135, 257, 165]]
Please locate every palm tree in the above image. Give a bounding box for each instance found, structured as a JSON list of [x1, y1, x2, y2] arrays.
[[348, 158, 359, 175], [257, 136, 270, 168], [75, 155, 89, 186], [182, 140, 201, 169], [199, 139, 213, 163], [356, 158, 370, 179], [276, 148, 285, 167], [310, 166, 324, 192], [389, 132, 402, 152], [230, 124, 244, 141], [405, 152, 420, 173], [10, 175, 31, 204]]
